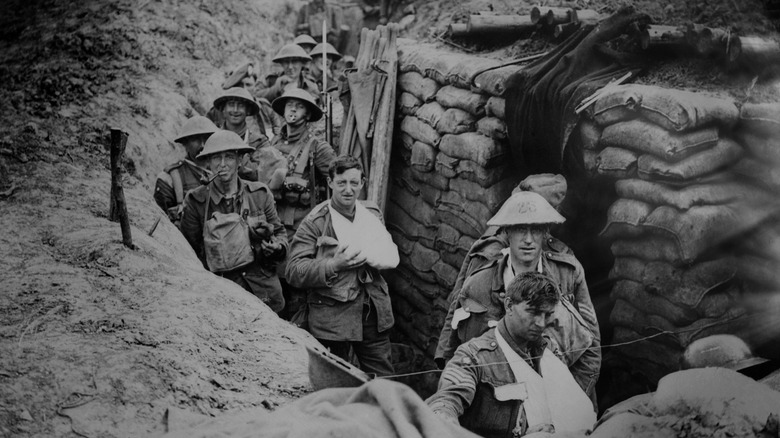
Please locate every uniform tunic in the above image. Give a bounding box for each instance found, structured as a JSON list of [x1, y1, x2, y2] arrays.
[[154, 159, 210, 224]]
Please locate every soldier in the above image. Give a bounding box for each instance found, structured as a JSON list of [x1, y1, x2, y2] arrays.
[[255, 44, 320, 105], [438, 191, 602, 406], [285, 156, 399, 376], [427, 272, 596, 437], [293, 34, 318, 52], [179, 130, 288, 313], [154, 115, 217, 226], [308, 42, 342, 93], [212, 87, 270, 151]]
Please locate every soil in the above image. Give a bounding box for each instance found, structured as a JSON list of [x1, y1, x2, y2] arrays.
[[1, 0, 779, 436]]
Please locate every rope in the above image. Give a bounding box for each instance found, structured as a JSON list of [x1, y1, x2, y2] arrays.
[[377, 320, 734, 380]]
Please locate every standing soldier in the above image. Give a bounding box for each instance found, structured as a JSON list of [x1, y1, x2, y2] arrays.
[[269, 88, 336, 318], [180, 130, 288, 313], [154, 115, 217, 227], [256, 44, 320, 105], [293, 34, 318, 52], [286, 156, 399, 376], [308, 42, 342, 93]]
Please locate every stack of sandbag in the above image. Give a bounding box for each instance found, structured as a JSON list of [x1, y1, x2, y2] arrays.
[[578, 84, 780, 382], [386, 42, 520, 363]]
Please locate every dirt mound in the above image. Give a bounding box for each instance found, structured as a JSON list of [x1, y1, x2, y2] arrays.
[[0, 0, 320, 436]]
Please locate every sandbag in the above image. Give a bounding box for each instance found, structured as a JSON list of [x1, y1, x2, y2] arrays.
[[415, 101, 446, 129], [435, 203, 484, 240], [643, 200, 780, 263], [615, 178, 758, 210], [737, 254, 780, 289], [436, 223, 462, 253], [400, 258, 438, 284], [386, 199, 437, 245], [597, 146, 638, 179], [476, 116, 507, 140], [438, 108, 477, 135], [435, 152, 459, 179], [408, 242, 440, 272], [441, 190, 493, 226], [398, 92, 423, 116], [610, 237, 688, 265], [432, 260, 459, 290], [637, 137, 743, 182], [436, 85, 488, 117], [449, 176, 514, 212], [583, 150, 599, 177], [731, 157, 780, 191], [457, 160, 511, 188], [610, 280, 698, 326], [410, 166, 450, 191], [389, 229, 415, 256], [734, 130, 780, 165], [578, 120, 602, 150], [386, 272, 432, 312], [393, 167, 443, 207], [390, 184, 437, 228], [485, 96, 506, 119], [398, 131, 414, 151], [410, 141, 436, 173], [592, 84, 739, 131], [642, 259, 737, 309], [609, 257, 646, 282], [600, 119, 719, 162], [600, 198, 653, 240], [400, 115, 441, 146], [738, 102, 780, 137], [439, 132, 507, 168], [441, 250, 466, 271], [397, 71, 440, 102]]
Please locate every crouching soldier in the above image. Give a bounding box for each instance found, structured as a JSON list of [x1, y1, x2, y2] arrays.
[[180, 130, 288, 313], [154, 115, 217, 226]]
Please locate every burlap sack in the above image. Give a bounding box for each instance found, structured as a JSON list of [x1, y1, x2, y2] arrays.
[[583, 150, 599, 177], [441, 190, 493, 225], [449, 176, 515, 212], [642, 259, 737, 309], [400, 115, 441, 146], [608, 257, 646, 282], [486, 96, 506, 119], [398, 92, 423, 116], [611, 327, 683, 368], [385, 272, 433, 311], [600, 119, 719, 162], [432, 260, 459, 290], [410, 141, 436, 173], [415, 101, 446, 129], [439, 132, 506, 168], [592, 84, 739, 131], [597, 146, 638, 179], [738, 102, 780, 137], [637, 137, 744, 182], [600, 198, 653, 239], [439, 108, 477, 134], [408, 241, 441, 272], [410, 166, 450, 191], [734, 130, 780, 165], [435, 152, 459, 179], [436, 85, 488, 117], [435, 223, 462, 254], [435, 201, 485, 240], [393, 167, 443, 206], [390, 184, 437, 228], [457, 160, 511, 188], [441, 250, 467, 271], [389, 229, 415, 256], [400, 257, 438, 284], [397, 71, 440, 102], [578, 120, 602, 150], [615, 178, 758, 210], [610, 237, 687, 265], [386, 199, 437, 245], [476, 116, 507, 140], [732, 157, 780, 191], [610, 280, 698, 326], [399, 131, 415, 151]]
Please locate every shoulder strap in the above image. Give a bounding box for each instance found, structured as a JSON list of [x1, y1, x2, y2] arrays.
[[170, 167, 184, 204], [291, 133, 315, 177], [202, 184, 212, 238]]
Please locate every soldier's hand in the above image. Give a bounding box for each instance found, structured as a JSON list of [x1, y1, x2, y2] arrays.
[[247, 216, 273, 240], [276, 75, 293, 90], [330, 244, 367, 272], [260, 239, 282, 257]]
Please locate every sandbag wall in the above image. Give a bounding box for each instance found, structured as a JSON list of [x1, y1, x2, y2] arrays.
[[384, 43, 522, 387], [579, 84, 780, 385]]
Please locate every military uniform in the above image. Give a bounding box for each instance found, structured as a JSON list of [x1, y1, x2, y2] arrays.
[[154, 159, 210, 226], [180, 179, 289, 313], [428, 322, 554, 438]]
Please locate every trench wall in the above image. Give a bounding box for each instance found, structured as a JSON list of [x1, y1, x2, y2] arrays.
[[386, 41, 780, 398]]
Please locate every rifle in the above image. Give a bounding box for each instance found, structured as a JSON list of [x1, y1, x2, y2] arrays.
[[322, 19, 333, 147]]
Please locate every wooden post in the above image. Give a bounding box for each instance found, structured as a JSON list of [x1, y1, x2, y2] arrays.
[[466, 14, 536, 35], [732, 36, 780, 74], [109, 128, 134, 249], [448, 22, 468, 37]]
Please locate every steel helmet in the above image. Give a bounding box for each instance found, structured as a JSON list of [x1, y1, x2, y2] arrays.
[[272, 88, 323, 122], [196, 129, 254, 160], [487, 191, 566, 227], [293, 34, 318, 50], [309, 42, 342, 61], [174, 116, 218, 144], [512, 173, 567, 211], [682, 334, 770, 371], [272, 43, 312, 63], [213, 87, 261, 116], [222, 62, 257, 90]]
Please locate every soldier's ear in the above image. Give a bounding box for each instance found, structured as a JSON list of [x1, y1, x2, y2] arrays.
[[504, 298, 513, 314]]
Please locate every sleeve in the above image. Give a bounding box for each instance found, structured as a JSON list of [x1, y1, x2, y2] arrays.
[[285, 215, 337, 289], [568, 264, 601, 402], [426, 345, 479, 421], [262, 192, 289, 262], [313, 138, 337, 177], [179, 193, 206, 268], [154, 174, 176, 212], [435, 295, 463, 368]]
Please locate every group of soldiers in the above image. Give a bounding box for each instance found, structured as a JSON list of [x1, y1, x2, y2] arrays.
[[153, 21, 603, 438]]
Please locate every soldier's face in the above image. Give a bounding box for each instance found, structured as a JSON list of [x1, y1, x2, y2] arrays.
[[280, 59, 305, 79], [284, 99, 310, 125], [328, 168, 363, 209], [208, 151, 239, 184], [503, 299, 556, 343], [223, 100, 248, 126], [506, 225, 547, 266], [183, 135, 208, 160]]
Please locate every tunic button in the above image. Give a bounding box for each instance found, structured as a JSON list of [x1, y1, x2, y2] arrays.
[[490, 342, 496, 347], [546, 252, 552, 258], [464, 307, 470, 312]]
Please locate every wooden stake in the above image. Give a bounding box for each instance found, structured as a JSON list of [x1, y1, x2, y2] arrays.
[[108, 129, 134, 249], [448, 22, 468, 37]]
